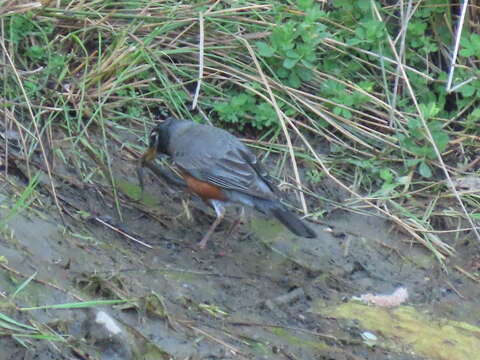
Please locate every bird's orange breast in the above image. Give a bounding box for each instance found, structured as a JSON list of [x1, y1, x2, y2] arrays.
[[181, 172, 227, 202]]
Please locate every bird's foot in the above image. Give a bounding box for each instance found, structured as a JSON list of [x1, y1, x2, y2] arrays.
[[197, 234, 210, 249]]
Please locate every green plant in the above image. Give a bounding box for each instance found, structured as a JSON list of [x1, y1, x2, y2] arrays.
[[319, 80, 371, 119], [0, 174, 40, 229], [407, 21, 438, 55], [256, 0, 329, 88], [214, 91, 293, 130], [397, 103, 449, 178], [460, 33, 480, 57], [8, 14, 36, 44], [465, 108, 480, 134]]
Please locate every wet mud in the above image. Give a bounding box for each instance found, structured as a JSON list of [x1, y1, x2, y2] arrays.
[[1, 158, 479, 360]]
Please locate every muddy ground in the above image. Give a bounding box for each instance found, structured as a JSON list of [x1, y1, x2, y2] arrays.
[[1, 148, 480, 360]]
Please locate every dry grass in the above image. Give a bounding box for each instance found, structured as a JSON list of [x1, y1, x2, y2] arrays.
[[0, 0, 479, 263]]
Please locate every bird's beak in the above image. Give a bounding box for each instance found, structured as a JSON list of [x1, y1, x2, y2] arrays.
[[140, 146, 157, 166]]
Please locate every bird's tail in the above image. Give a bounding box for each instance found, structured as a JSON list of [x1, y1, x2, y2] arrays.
[[255, 199, 316, 238]]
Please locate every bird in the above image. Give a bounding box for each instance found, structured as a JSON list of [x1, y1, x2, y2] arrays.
[[140, 117, 316, 248]]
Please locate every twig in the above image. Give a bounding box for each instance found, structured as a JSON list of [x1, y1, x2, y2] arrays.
[[390, 0, 414, 125], [228, 321, 341, 343], [448, 76, 476, 93], [191, 11, 204, 110], [116, 266, 245, 279], [454, 265, 480, 283], [94, 217, 153, 249], [0, 1, 42, 16], [444, 280, 465, 299], [0, 263, 84, 302], [446, 0, 469, 92], [185, 324, 247, 358], [192, 0, 220, 111]]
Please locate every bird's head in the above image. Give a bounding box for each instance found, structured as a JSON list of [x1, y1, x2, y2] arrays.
[[140, 117, 174, 165]]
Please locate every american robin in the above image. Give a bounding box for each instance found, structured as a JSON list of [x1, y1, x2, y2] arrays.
[[141, 117, 316, 248]]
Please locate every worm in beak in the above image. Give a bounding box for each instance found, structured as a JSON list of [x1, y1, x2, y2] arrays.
[[140, 146, 157, 166], [137, 147, 157, 192]]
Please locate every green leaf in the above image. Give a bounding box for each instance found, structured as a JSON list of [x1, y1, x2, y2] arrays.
[[24, 80, 38, 94], [341, 108, 352, 119], [256, 41, 275, 57], [379, 168, 393, 183], [423, 146, 436, 159], [286, 49, 300, 59], [418, 161, 432, 178], [405, 158, 421, 167], [0, 313, 36, 331], [459, 84, 476, 97], [10, 14, 35, 44], [297, 67, 313, 82], [358, 81, 374, 92], [377, 182, 397, 196], [459, 48, 474, 57], [288, 71, 301, 88], [346, 37, 363, 46], [408, 22, 427, 37], [397, 176, 411, 185], [299, 46, 316, 61], [277, 67, 289, 78], [357, 2, 371, 11], [355, 27, 366, 40], [460, 33, 480, 57], [26, 45, 45, 60], [49, 55, 66, 71], [407, 118, 422, 130], [283, 57, 299, 69], [305, 7, 324, 23], [298, 0, 314, 11], [432, 131, 449, 153], [419, 102, 440, 120], [467, 108, 480, 122], [231, 94, 248, 106], [333, 106, 342, 116], [21, 299, 127, 311], [300, 59, 313, 68]]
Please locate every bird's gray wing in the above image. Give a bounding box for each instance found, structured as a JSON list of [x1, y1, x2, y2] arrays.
[[171, 126, 275, 199]]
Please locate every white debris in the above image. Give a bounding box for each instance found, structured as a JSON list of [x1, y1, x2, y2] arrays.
[[355, 287, 408, 308], [95, 311, 122, 335]]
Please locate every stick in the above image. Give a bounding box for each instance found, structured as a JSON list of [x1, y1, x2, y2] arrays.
[[191, 12, 204, 110]]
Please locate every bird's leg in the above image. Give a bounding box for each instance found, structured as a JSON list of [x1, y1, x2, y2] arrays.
[[198, 200, 226, 249], [226, 207, 245, 237]]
